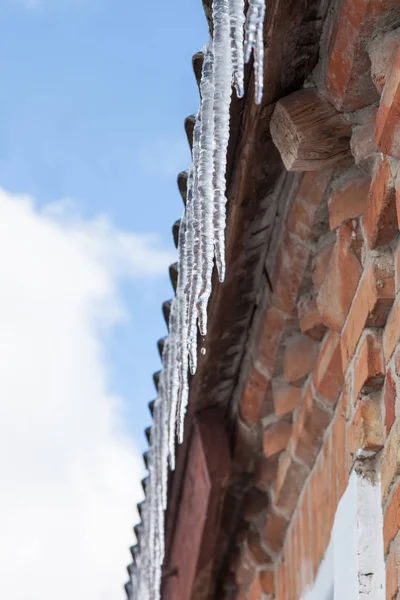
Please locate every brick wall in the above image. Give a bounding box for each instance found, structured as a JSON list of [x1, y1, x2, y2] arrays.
[[226, 2, 400, 598]]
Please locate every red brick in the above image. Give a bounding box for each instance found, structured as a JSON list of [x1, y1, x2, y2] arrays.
[[287, 170, 333, 242], [234, 416, 258, 472], [237, 543, 257, 588], [248, 572, 263, 600], [292, 384, 331, 468], [350, 107, 377, 168], [313, 330, 344, 404], [312, 243, 334, 292], [348, 394, 384, 460], [328, 171, 370, 230], [395, 243, 400, 295], [384, 298, 400, 363], [273, 382, 302, 417], [317, 220, 362, 332], [272, 231, 310, 315], [382, 420, 400, 503], [274, 449, 309, 519], [260, 568, 274, 594], [297, 293, 326, 341], [335, 391, 350, 500], [244, 488, 269, 522], [239, 367, 269, 425], [247, 529, 271, 565], [263, 508, 288, 554], [255, 456, 279, 492], [284, 335, 319, 384], [309, 457, 329, 576], [375, 47, 400, 159], [300, 487, 312, 589], [341, 254, 395, 370], [256, 306, 285, 380], [386, 546, 399, 600], [363, 156, 397, 249], [353, 329, 384, 403], [369, 29, 400, 95], [324, 0, 389, 111], [384, 483, 400, 555], [263, 420, 292, 458], [276, 557, 287, 600], [384, 369, 397, 436]]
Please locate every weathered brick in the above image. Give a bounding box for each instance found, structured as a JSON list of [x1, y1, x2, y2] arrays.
[[273, 382, 302, 417], [248, 571, 263, 600], [260, 568, 274, 595], [297, 292, 326, 341], [255, 456, 279, 492], [272, 231, 310, 316], [350, 107, 377, 168], [284, 335, 319, 384], [384, 369, 397, 436], [244, 488, 269, 522], [276, 557, 287, 600], [384, 483, 400, 555], [369, 29, 400, 95], [328, 170, 370, 230], [256, 306, 286, 380], [324, 0, 384, 111], [263, 508, 288, 554], [375, 47, 400, 159], [300, 487, 312, 589], [274, 449, 309, 519], [236, 543, 256, 588], [384, 298, 400, 363], [287, 170, 332, 242], [386, 545, 399, 599], [292, 383, 331, 468], [382, 420, 400, 503], [363, 156, 397, 249], [313, 330, 344, 405], [353, 329, 384, 403], [395, 243, 400, 295], [317, 220, 362, 332], [234, 416, 258, 472], [263, 420, 292, 458], [239, 367, 269, 425], [335, 386, 351, 499], [348, 394, 384, 460], [309, 456, 329, 576], [247, 529, 271, 565], [312, 243, 334, 292], [341, 253, 395, 370]]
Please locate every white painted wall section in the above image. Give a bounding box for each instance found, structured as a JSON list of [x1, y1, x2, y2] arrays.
[[302, 469, 385, 600]]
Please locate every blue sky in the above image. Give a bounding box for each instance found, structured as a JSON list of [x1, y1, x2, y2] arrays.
[[0, 0, 208, 448], [0, 2, 209, 598]]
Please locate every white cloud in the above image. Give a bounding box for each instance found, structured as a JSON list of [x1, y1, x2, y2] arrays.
[[0, 189, 173, 600]]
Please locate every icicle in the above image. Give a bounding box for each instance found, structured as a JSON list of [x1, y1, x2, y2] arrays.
[[131, 2, 271, 598], [176, 210, 189, 444], [212, 0, 232, 284], [186, 109, 202, 374], [166, 298, 179, 471], [244, 0, 266, 105], [229, 0, 245, 98], [197, 43, 215, 337]]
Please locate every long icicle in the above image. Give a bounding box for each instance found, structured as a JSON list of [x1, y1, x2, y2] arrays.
[[229, 0, 246, 98], [197, 43, 215, 337], [212, 0, 232, 284], [244, 0, 266, 105], [187, 107, 202, 374]]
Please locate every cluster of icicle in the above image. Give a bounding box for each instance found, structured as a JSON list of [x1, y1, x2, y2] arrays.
[[128, 2, 266, 599]]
